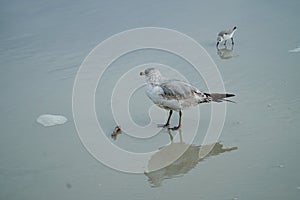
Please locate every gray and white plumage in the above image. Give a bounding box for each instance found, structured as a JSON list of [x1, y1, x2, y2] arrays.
[[140, 68, 235, 130], [217, 26, 237, 47]]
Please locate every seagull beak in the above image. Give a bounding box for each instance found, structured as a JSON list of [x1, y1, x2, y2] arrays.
[[140, 71, 144, 76]]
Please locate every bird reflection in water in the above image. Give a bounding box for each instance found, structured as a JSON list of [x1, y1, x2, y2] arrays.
[[144, 129, 237, 187], [217, 45, 236, 60]]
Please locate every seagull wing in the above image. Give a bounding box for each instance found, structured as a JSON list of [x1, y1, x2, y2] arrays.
[[159, 79, 207, 100]]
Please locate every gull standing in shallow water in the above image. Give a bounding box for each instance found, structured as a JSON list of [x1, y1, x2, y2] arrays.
[[216, 26, 237, 47], [140, 68, 235, 130]]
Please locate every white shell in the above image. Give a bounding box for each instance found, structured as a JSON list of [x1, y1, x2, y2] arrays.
[[37, 114, 68, 127]]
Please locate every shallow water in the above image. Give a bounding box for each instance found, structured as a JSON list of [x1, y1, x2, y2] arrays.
[[1, 0, 300, 199]]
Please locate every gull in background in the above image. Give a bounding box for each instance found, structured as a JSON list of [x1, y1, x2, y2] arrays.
[[140, 68, 235, 130], [217, 26, 237, 47]]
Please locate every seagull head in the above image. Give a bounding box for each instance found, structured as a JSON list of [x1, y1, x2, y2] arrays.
[[140, 68, 161, 77], [217, 36, 223, 43], [140, 68, 162, 83]]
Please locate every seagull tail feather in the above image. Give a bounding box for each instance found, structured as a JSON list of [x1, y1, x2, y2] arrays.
[[204, 93, 235, 103]]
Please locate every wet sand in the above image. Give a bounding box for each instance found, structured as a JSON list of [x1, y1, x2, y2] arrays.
[[1, 0, 300, 199]]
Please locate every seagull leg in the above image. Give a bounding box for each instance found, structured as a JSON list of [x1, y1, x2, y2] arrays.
[[165, 110, 173, 126], [224, 40, 227, 46], [169, 110, 182, 130], [216, 42, 219, 47], [158, 110, 173, 128], [231, 38, 234, 45]]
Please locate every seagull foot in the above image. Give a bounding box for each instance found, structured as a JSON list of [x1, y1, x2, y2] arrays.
[[168, 126, 180, 131], [157, 124, 169, 128]]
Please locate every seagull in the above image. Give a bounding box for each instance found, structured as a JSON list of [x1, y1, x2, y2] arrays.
[[216, 26, 237, 47], [140, 68, 235, 130]]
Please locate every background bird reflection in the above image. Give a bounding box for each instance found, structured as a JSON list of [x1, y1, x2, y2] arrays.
[[217, 46, 236, 60]]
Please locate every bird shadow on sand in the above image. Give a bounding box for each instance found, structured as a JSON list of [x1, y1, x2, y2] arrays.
[[144, 129, 237, 187]]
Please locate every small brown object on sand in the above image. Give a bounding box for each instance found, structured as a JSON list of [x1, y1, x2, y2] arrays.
[[111, 125, 121, 139]]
